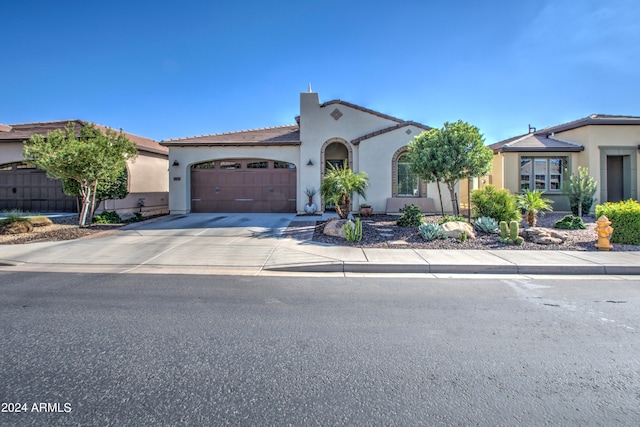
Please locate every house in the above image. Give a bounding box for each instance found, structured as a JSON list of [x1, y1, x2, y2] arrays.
[[161, 89, 455, 215], [0, 120, 169, 215], [489, 115, 640, 212]]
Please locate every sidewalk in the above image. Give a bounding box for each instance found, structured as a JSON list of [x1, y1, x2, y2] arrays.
[[0, 213, 638, 276]]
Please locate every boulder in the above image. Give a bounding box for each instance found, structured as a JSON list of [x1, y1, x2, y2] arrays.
[[323, 219, 348, 238], [0, 220, 33, 235], [522, 227, 567, 245], [441, 221, 476, 239]]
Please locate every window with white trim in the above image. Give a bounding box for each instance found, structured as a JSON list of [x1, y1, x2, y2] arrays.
[[520, 156, 566, 191]]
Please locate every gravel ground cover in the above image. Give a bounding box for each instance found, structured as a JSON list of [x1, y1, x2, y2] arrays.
[[0, 211, 168, 245], [311, 213, 640, 252]]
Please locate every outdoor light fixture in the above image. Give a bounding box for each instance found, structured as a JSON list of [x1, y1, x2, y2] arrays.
[[173, 160, 180, 166], [307, 159, 314, 166]]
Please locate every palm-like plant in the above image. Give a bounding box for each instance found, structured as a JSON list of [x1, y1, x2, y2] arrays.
[[517, 189, 553, 227], [320, 164, 369, 219]]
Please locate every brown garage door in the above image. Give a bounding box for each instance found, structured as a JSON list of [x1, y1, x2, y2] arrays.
[[191, 159, 296, 213], [0, 162, 76, 212]]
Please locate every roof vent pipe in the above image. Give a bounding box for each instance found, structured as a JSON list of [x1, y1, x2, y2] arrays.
[[528, 124, 536, 133]]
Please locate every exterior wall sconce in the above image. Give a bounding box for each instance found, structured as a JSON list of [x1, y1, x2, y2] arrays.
[[306, 159, 314, 166], [172, 160, 180, 166]]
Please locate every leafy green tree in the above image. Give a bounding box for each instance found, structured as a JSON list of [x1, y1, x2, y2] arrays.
[[408, 120, 493, 215], [517, 189, 553, 227], [24, 122, 138, 227], [320, 164, 369, 219]]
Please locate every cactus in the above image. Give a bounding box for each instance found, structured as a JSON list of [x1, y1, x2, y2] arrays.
[[419, 222, 447, 241], [499, 220, 524, 245], [473, 216, 499, 233], [342, 218, 363, 242]]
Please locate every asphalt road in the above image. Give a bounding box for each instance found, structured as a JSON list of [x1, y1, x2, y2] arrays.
[[1, 273, 639, 426]]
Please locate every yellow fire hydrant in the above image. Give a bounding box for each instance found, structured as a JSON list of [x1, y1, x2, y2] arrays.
[[595, 215, 614, 251]]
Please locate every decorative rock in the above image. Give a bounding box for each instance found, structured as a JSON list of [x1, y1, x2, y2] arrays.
[[323, 219, 348, 238], [441, 221, 476, 239], [522, 227, 567, 245], [1, 220, 33, 235]]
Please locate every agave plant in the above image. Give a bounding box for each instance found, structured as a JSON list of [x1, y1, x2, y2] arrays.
[[473, 216, 499, 233], [418, 222, 446, 241], [517, 189, 553, 227]]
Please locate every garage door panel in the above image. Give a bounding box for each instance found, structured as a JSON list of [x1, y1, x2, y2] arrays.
[[190, 159, 296, 213]]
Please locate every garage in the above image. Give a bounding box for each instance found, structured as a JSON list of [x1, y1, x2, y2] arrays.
[[190, 159, 296, 213], [0, 162, 76, 212]]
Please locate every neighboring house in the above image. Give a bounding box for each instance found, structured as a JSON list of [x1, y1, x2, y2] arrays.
[[489, 115, 640, 212], [161, 89, 454, 215], [0, 120, 169, 215]]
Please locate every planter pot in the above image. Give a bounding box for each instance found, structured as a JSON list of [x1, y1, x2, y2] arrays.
[[305, 203, 317, 214], [360, 206, 373, 217]]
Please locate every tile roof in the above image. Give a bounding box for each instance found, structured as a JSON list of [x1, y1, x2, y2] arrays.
[[0, 120, 167, 155], [535, 114, 640, 136], [490, 133, 584, 153], [160, 125, 301, 146], [490, 114, 640, 153], [351, 121, 432, 145]]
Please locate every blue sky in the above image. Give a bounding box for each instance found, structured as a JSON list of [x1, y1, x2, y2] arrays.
[[2, 0, 639, 143]]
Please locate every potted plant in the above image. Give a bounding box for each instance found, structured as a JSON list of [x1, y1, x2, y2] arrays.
[[304, 187, 317, 214], [359, 203, 373, 217]]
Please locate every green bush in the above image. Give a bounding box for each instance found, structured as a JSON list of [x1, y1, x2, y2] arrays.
[[126, 212, 145, 223], [418, 222, 446, 241], [438, 214, 467, 224], [553, 215, 586, 230], [342, 218, 363, 242], [93, 211, 122, 224], [473, 216, 499, 233], [397, 204, 423, 227], [471, 185, 521, 223], [595, 199, 640, 245]]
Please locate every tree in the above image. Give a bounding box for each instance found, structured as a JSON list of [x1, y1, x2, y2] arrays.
[[320, 163, 369, 219], [62, 166, 129, 216], [517, 189, 553, 227], [561, 166, 597, 217], [24, 122, 138, 227], [408, 120, 493, 215]]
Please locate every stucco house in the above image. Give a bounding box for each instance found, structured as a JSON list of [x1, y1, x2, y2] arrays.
[[162, 89, 458, 215], [0, 120, 169, 214], [489, 115, 640, 212]]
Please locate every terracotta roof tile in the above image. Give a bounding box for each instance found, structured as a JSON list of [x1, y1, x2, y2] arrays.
[[160, 125, 300, 146], [491, 133, 584, 153], [0, 120, 167, 155]]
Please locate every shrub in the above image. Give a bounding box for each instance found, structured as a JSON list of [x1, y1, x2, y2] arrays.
[[397, 204, 423, 227], [595, 199, 640, 245], [438, 214, 467, 225], [562, 166, 597, 216], [342, 218, 363, 242], [554, 215, 586, 230], [126, 212, 145, 223], [1, 209, 28, 224], [471, 185, 521, 223], [419, 222, 446, 241], [93, 211, 122, 224], [473, 216, 499, 233]]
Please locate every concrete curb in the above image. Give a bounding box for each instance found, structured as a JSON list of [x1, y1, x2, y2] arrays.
[[264, 262, 640, 275]]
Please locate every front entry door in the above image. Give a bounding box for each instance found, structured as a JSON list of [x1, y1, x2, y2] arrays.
[[607, 156, 624, 202]]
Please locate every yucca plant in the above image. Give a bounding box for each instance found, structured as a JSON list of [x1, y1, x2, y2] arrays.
[[517, 189, 553, 227], [320, 163, 369, 219]]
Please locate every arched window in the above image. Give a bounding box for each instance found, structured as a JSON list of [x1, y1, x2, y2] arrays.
[[397, 153, 418, 196]]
